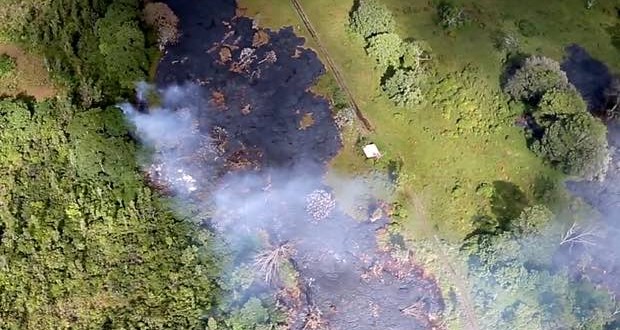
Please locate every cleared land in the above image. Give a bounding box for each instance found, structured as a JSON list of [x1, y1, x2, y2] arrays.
[[0, 43, 57, 100], [238, 0, 617, 240]]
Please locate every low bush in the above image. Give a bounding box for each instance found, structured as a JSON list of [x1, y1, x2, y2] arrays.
[[437, 1, 468, 30], [0, 54, 16, 77], [517, 19, 539, 37]]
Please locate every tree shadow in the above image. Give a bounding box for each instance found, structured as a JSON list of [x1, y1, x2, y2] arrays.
[[491, 180, 528, 230], [532, 173, 561, 206], [465, 214, 499, 240], [498, 51, 528, 90]]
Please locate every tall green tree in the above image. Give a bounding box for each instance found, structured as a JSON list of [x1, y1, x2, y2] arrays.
[[349, 0, 395, 39], [504, 56, 572, 104], [530, 89, 610, 180], [95, 2, 148, 90], [382, 68, 425, 107], [365, 33, 402, 68]]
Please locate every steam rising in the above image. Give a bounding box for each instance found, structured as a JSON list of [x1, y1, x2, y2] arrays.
[[119, 82, 442, 329], [119, 84, 202, 194]]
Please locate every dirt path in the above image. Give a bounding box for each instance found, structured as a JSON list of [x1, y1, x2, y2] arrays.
[[289, 0, 373, 132]]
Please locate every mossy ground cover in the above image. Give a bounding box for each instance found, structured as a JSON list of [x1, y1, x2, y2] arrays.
[[236, 0, 620, 240]]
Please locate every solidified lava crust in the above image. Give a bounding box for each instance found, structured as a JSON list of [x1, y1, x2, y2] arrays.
[[157, 0, 340, 171], [154, 0, 444, 329]]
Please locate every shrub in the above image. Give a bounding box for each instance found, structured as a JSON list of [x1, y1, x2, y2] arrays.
[[504, 56, 572, 104], [437, 1, 468, 30], [492, 31, 519, 53], [350, 0, 395, 38], [517, 19, 539, 37], [530, 90, 610, 180], [609, 23, 620, 52], [0, 54, 16, 77], [365, 33, 402, 68], [382, 68, 425, 107]]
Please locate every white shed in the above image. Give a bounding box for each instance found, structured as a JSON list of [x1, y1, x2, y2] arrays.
[[362, 143, 382, 159]]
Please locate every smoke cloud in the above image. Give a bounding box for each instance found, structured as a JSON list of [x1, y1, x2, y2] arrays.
[[119, 81, 443, 329]]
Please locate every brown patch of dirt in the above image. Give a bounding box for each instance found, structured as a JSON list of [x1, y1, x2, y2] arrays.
[[0, 43, 57, 100], [252, 30, 270, 48], [211, 90, 227, 109], [299, 112, 315, 130], [219, 47, 232, 63]]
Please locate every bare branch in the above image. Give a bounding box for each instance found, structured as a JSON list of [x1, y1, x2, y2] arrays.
[[560, 222, 601, 252], [253, 242, 295, 284]]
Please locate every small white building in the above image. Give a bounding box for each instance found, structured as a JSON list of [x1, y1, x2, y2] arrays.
[[362, 143, 382, 159]]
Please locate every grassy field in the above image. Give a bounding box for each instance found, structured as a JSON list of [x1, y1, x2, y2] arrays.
[[239, 0, 618, 240]]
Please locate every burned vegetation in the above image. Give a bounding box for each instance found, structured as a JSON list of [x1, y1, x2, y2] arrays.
[[122, 0, 447, 328]]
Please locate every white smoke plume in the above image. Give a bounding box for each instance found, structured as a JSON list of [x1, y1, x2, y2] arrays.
[[119, 83, 203, 195]]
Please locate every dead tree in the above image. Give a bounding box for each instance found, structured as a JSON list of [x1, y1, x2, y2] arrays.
[[605, 77, 620, 118], [254, 242, 295, 284], [560, 222, 601, 252], [401, 299, 426, 319], [143, 2, 180, 50]]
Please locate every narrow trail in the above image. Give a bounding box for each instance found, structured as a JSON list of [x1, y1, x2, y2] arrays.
[[289, 0, 374, 132]]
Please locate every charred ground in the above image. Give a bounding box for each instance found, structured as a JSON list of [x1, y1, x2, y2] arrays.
[[147, 0, 444, 329]]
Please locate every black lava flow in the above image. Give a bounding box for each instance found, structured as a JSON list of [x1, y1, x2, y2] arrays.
[[562, 47, 620, 312], [156, 0, 340, 171], [153, 0, 444, 329]]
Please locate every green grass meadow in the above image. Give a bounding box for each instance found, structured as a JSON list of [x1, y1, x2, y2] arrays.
[[240, 0, 619, 240]]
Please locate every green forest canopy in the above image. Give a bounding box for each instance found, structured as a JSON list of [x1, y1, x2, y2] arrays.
[[1, 0, 620, 328], [0, 0, 226, 328]]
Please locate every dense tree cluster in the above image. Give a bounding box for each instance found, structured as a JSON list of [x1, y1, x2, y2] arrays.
[[412, 203, 618, 329], [350, 0, 432, 107], [0, 99, 222, 329], [3, 0, 152, 105], [0, 1, 261, 328], [465, 216, 617, 330], [504, 56, 610, 180]]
